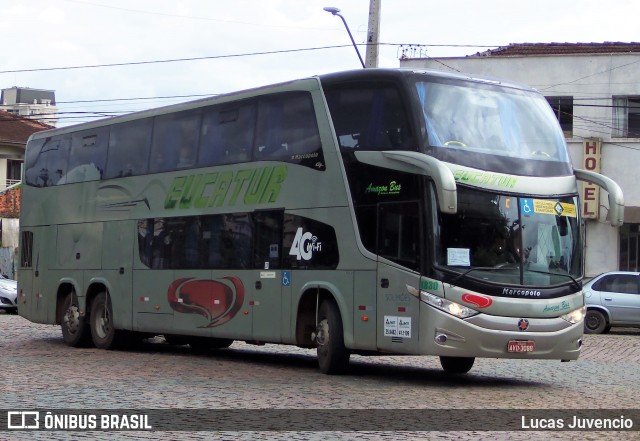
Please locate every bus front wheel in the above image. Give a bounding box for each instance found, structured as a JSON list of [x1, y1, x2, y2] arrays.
[[315, 300, 350, 374], [90, 291, 119, 349], [440, 356, 475, 374], [61, 291, 91, 347]]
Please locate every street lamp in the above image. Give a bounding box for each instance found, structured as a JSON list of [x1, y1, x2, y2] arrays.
[[323, 7, 365, 68]]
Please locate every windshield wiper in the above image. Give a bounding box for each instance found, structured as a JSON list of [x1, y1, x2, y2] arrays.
[[523, 269, 582, 291], [449, 265, 580, 291], [450, 264, 518, 286]]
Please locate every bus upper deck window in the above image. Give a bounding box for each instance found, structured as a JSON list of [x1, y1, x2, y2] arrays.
[[105, 119, 152, 179]]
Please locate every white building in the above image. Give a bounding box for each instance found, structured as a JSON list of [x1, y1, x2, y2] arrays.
[[1, 87, 58, 127], [401, 42, 640, 276]]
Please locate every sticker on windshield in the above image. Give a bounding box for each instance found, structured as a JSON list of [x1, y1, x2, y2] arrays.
[[447, 248, 470, 266], [521, 198, 576, 217]]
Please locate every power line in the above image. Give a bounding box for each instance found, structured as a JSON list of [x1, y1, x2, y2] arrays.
[[57, 94, 215, 104], [538, 58, 640, 91], [0, 42, 499, 75], [0, 45, 353, 74]]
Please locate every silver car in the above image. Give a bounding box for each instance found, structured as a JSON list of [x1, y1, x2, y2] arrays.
[[583, 271, 640, 334], [0, 275, 18, 314]]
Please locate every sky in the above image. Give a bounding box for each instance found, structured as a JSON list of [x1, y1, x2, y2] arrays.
[[2, 0, 639, 127]]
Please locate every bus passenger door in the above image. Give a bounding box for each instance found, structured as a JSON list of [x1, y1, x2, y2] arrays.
[[18, 227, 49, 323], [376, 202, 422, 354], [250, 270, 283, 342], [250, 210, 285, 343], [101, 221, 134, 331]]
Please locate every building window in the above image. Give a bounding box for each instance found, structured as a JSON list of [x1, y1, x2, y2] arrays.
[[6, 159, 22, 185], [620, 224, 639, 271], [612, 97, 640, 138], [545, 96, 573, 138]]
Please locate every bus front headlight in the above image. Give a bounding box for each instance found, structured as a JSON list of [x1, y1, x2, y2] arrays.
[[420, 291, 479, 319], [561, 306, 586, 324]]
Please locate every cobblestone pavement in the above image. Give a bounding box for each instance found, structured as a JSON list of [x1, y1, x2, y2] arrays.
[[1, 311, 639, 441]]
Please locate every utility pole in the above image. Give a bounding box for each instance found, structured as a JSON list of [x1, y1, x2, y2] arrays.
[[365, 0, 381, 68]]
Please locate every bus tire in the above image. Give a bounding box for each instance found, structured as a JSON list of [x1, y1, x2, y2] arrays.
[[440, 356, 475, 374], [316, 300, 350, 374], [90, 291, 120, 349], [584, 310, 607, 334], [60, 292, 91, 347]]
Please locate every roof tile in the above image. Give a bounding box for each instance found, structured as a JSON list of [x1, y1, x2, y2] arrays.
[[473, 42, 640, 57], [0, 110, 53, 143]]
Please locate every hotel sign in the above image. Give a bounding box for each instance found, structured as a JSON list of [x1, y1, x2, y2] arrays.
[[582, 140, 600, 219]]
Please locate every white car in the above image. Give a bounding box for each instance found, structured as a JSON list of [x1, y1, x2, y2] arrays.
[[0, 275, 18, 314], [583, 271, 640, 334]]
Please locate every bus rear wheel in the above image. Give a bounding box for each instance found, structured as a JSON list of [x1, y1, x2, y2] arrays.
[[440, 356, 475, 374], [61, 291, 91, 347], [315, 300, 350, 374], [90, 291, 120, 349]]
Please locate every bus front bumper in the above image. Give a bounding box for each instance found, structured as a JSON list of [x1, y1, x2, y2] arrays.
[[419, 304, 584, 361]]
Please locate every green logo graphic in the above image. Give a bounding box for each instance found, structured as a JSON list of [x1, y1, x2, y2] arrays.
[[543, 301, 570, 313], [453, 170, 517, 188], [165, 165, 288, 210], [365, 180, 402, 196]]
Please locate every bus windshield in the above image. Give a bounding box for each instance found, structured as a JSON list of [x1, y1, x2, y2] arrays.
[[433, 186, 582, 286], [416, 79, 571, 175]]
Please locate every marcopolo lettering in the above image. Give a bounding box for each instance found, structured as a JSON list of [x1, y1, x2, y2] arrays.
[[165, 165, 288, 210], [502, 288, 542, 297]]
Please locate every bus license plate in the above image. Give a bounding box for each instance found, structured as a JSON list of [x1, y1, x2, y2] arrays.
[[507, 340, 535, 353]]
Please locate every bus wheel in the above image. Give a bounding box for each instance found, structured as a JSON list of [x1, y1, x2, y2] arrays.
[[315, 300, 350, 374], [90, 291, 119, 349], [584, 310, 607, 334], [440, 356, 475, 374], [61, 292, 91, 347]]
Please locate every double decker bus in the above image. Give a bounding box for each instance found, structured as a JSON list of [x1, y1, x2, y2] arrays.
[[18, 68, 624, 374]]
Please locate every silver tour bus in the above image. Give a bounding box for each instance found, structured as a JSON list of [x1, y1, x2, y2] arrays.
[[18, 69, 624, 374]]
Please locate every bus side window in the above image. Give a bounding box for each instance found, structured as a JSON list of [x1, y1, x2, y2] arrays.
[[377, 201, 420, 272], [252, 210, 284, 269], [255, 93, 323, 168], [325, 85, 413, 151], [104, 119, 152, 179], [202, 214, 252, 269], [25, 135, 70, 187], [20, 231, 34, 267], [66, 128, 109, 183], [150, 110, 201, 173], [199, 103, 256, 166]]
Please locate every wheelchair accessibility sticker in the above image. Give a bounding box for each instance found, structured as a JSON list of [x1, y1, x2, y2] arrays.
[[521, 198, 577, 217], [282, 271, 291, 287], [520, 198, 534, 215]]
